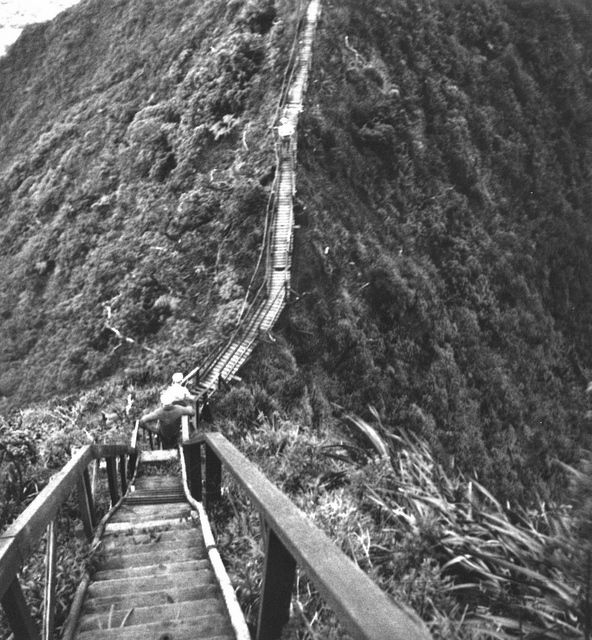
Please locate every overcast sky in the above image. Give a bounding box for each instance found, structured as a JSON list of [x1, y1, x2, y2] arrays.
[[0, 0, 80, 56]]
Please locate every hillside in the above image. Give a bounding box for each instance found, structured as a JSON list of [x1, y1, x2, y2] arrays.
[[279, 0, 592, 501], [3, 0, 592, 637], [0, 0, 293, 405], [1, 0, 592, 503]]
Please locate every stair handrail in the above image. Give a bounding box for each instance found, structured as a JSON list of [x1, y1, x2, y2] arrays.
[[0, 443, 137, 640], [182, 433, 432, 640]]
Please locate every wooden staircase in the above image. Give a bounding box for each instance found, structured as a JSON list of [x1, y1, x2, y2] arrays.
[[72, 458, 236, 640], [0, 438, 432, 640]]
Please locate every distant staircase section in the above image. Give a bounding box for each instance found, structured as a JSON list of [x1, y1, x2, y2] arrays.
[[184, 0, 322, 396]]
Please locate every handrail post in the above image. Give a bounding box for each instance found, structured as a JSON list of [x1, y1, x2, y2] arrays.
[[183, 440, 202, 501], [119, 455, 127, 495], [77, 467, 95, 540], [256, 529, 296, 640], [205, 443, 222, 508], [106, 457, 119, 506], [128, 450, 138, 480], [42, 520, 57, 640], [1, 577, 40, 640]]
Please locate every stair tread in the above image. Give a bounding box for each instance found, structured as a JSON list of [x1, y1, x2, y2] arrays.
[[105, 517, 193, 533], [77, 598, 224, 632], [75, 613, 233, 640], [96, 546, 205, 570], [82, 585, 220, 614], [94, 559, 211, 581], [112, 503, 191, 518], [101, 535, 202, 555], [87, 570, 216, 597]]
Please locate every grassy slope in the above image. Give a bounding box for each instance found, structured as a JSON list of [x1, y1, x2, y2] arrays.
[[263, 0, 592, 502], [0, 0, 297, 408]]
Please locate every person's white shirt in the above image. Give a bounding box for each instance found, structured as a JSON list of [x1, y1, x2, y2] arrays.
[[160, 373, 193, 405], [278, 119, 295, 139]]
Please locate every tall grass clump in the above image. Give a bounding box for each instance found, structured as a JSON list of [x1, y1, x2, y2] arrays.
[[363, 423, 592, 639], [215, 398, 592, 639]]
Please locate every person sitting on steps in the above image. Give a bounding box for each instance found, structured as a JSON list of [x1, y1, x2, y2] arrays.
[[139, 372, 197, 448]]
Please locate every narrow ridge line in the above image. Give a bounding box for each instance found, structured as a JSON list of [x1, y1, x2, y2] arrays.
[[187, 0, 322, 397]]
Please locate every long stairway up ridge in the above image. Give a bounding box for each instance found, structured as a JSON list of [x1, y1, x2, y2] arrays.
[[0, 3, 433, 639], [186, 0, 322, 397]]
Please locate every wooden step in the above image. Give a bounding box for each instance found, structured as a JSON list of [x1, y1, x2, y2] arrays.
[[99, 530, 205, 559], [77, 599, 225, 632], [86, 570, 216, 599], [93, 559, 211, 582], [95, 546, 206, 571], [109, 503, 192, 524], [75, 614, 233, 640], [104, 518, 193, 533], [125, 493, 186, 505], [132, 476, 182, 490], [81, 585, 220, 614], [139, 450, 179, 463]]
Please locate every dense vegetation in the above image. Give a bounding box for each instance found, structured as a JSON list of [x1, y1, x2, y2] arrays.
[[0, 0, 295, 406], [3, 0, 592, 637], [285, 0, 592, 502]]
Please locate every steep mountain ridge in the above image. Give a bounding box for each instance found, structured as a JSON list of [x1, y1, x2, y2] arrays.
[[0, 0, 295, 405], [1, 0, 592, 501], [279, 0, 592, 499]]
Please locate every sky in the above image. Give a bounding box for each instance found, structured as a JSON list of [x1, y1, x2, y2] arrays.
[[0, 0, 81, 56]]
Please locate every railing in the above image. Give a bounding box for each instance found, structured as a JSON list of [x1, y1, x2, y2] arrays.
[[0, 443, 137, 640], [182, 432, 432, 640]]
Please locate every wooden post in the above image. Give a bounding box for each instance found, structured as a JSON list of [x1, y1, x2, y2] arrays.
[[184, 442, 202, 501], [119, 455, 127, 495], [1, 577, 40, 640], [83, 468, 96, 528], [128, 451, 138, 480], [205, 444, 222, 507], [181, 415, 191, 443], [77, 469, 94, 540], [42, 520, 56, 640], [106, 457, 119, 506], [201, 394, 213, 423], [256, 530, 296, 640], [90, 460, 97, 501]]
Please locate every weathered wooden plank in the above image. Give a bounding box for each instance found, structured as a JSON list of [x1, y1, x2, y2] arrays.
[[108, 504, 191, 523], [204, 432, 431, 640], [205, 445, 222, 506], [0, 446, 94, 599], [86, 570, 216, 598], [98, 546, 204, 571], [139, 449, 179, 463], [256, 530, 296, 640], [81, 585, 218, 613], [74, 614, 232, 640], [93, 558, 210, 581], [1, 577, 40, 640], [183, 441, 202, 501], [106, 457, 119, 506], [42, 520, 57, 640], [77, 599, 224, 632], [119, 455, 128, 495], [77, 469, 94, 541], [104, 518, 192, 533]]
